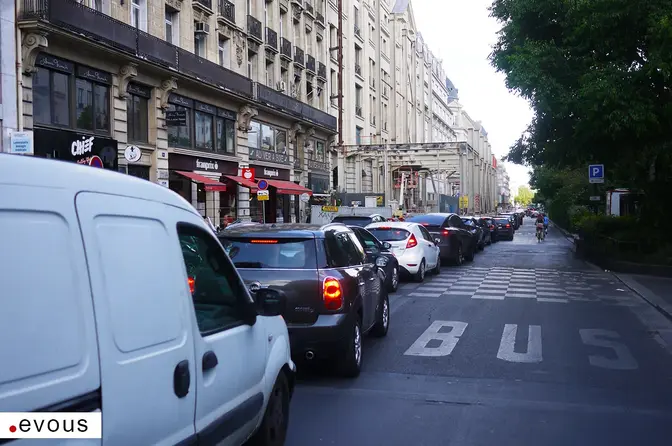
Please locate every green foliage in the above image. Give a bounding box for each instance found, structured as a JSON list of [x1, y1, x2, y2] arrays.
[[514, 185, 534, 206], [490, 0, 672, 228]]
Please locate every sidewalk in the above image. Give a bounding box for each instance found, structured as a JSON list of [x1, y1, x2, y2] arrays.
[[614, 273, 672, 319]]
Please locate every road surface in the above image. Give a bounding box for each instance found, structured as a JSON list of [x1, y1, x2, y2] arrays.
[[286, 218, 672, 446]]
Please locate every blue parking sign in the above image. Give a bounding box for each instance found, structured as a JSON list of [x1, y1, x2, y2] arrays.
[[588, 164, 604, 183]]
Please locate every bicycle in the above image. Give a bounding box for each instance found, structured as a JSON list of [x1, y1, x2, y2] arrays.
[[536, 223, 545, 242]]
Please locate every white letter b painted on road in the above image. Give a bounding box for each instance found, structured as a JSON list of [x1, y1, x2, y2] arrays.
[[404, 321, 468, 357]]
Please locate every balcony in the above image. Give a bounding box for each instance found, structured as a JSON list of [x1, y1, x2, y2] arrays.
[[265, 27, 278, 52], [280, 0, 289, 13], [355, 105, 363, 117], [354, 24, 362, 41], [280, 37, 292, 60], [256, 83, 337, 131], [316, 12, 325, 26], [294, 46, 305, 67], [217, 0, 235, 25], [19, 0, 254, 99], [354, 63, 362, 77], [304, 1, 314, 17], [247, 15, 262, 43], [306, 54, 316, 74], [317, 61, 326, 80], [193, 0, 214, 15]]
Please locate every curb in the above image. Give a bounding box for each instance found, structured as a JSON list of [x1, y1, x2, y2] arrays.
[[612, 272, 672, 320]]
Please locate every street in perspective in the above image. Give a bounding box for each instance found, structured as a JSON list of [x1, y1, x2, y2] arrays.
[[287, 220, 672, 446]]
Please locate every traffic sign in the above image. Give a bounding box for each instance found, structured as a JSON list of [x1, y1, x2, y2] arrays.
[[257, 190, 269, 201], [257, 179, 269, 190], [589, 164, 604, 183]]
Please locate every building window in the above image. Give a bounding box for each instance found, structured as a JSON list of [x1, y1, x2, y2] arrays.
[[355, 126, 362, 145], [165, 7, 179, 44], [218, 36, 230, 68], [33, 68, 70, 127], [126, 83, 150, 143], [33, 58, 112, 134], [248, 121, 287, 154], [315, 140, 325, 162], [166, 94, 236, 154], [195, 30, 206, 57], [131, 0, 146, 31]]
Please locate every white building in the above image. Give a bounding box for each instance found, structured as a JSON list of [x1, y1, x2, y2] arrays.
[[496, 162, 511, 206], [14, 0, 337, 224]]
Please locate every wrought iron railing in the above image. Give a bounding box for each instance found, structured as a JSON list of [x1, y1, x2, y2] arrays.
[[217, 0, 235, 23], [247, 14, 262, 41]]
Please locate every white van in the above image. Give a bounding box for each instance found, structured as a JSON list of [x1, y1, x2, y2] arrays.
[[0, 155, 295, 445]]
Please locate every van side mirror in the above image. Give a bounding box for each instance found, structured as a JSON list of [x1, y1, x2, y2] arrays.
[[382, 242, 392, 250], [255, 289, 287, 317]]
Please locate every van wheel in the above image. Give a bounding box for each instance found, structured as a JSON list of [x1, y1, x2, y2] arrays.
[[371, 291, 390, 337], [339, 317, 363, 378], [248, 372, 289, 446]]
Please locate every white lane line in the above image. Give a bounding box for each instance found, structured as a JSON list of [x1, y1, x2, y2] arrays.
[[409, 292, 444, 297], [537, 291, 568, 297], [472, 294, 506, 300], [443, 291, 474, 295], [506, 293, 536, 298], [537, 297, 569, 303]]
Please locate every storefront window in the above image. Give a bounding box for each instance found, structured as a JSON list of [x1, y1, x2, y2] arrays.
[[167, 104, 192, 148], [195, 111, 214, 150], [33, 68, 71, 127], [216, 117, 235, 153], [75, 79, 109, 132]]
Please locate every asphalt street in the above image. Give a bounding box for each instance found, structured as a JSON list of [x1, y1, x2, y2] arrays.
[[285, 218, 672, 446]]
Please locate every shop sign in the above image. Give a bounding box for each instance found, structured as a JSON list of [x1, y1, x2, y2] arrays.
[[250, 164, 290, 180], [307, 159, 328, 172], [166, 110, 187, 126], [196, 159, 219, 171], [124, 145, 142, 163], [263, 168, 279, 178], [242, 167, 255, 181], [168, 153, 237, 175], [33, 128, 118, 170], [10, 131, 33, 155], [321, 206, 339, 212], [249, 147, 289, 165]]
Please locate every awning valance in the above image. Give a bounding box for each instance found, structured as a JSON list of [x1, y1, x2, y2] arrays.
[[264, 179, 313, 195], [174, 171, 227, 191]]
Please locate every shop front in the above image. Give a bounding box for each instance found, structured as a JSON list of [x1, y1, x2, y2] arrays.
[[249, 164, 312, 223], [32, 127, 118, 170], [168, 153, 238, 225]]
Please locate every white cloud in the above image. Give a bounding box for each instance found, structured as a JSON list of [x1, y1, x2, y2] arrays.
[[411, 0, 533, 187]]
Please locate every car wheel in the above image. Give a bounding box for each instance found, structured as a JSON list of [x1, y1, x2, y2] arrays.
[[340, 317, 363, 378], [413, 259, 426, 282], [433, 254, 441, 274], [371, 291, 390, 337], [388, 266, 399, 292], [454, 244, 463, 266], [248, 372, 290, 446], [464, 245, 475, 262]]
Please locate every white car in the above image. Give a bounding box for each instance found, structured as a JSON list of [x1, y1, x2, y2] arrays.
[[366, 221, 441, 282], [0, 154, 295, 446]]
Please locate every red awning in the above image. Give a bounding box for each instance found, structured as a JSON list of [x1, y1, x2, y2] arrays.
[[174, 171, 227, 192], [264, 179, 313, 195], [223, 175, 258, 192]]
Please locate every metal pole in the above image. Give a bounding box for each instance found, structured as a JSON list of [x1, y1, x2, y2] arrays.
[[262, 200, 266, 224], [337, 0, 344, 147]]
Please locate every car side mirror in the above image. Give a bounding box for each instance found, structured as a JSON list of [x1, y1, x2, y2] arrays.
[[255, 288, 286, 317], [382, 242, 392, 250]]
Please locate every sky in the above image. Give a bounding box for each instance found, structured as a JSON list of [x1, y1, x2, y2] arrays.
[[410, 0, 534, 193]]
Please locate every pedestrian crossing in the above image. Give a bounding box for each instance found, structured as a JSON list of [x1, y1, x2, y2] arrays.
[[400, 266, 641, 307]]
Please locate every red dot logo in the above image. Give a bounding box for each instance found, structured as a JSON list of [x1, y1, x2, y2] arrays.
[[9, 425, 16, 433]]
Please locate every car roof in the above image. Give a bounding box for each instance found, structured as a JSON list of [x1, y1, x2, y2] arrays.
[[0, 154, 199, 215], [366, 221, 416, 229], [333, 214, 380, 218], [219, 222, 352, 238]]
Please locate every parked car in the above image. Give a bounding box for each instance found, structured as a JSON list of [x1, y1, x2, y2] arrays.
[[331, 214, 388, 227], [365, 222, 442, 281], [1, 155, 294, 446], [219, 223, 390, 377], [498, 213, 519, 230], [405, 213, 477, 265], [349, 225, 400, 292], [493, 216, 515, 240], [478, 217, 497, 244], [461, 216, 487, 250]]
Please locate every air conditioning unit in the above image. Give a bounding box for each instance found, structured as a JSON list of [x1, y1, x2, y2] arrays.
[[195, 22, 210, 34], [277, 81, 287, 91]]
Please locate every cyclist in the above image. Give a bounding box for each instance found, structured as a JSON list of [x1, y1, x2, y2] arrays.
[[536, 213, 545, 241], [543, 214, 549, 235]]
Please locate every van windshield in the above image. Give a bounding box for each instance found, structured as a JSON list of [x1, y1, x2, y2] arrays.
[[220, 237, 317, 269]]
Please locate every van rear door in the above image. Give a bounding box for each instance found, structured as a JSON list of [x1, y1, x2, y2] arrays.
[[0, 185, 101, 428], [75, 192, 197, 446]]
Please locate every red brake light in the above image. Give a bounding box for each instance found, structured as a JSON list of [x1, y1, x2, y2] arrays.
[[250, 239, 278, 244], [378, 226, 392, 230], [323, 277, 343, 310], [506, 224, 511, 228], [422, 223, 429, 226], [406, 234, 418, 248], [188, 277, 195, 295], [442, 229, 449, 235], [490, 225, 495, 230]]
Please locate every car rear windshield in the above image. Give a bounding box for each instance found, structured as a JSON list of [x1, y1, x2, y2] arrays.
[[331, 216, 373, 226], [407, 215, 446, 225], [461, 219, 476, 226], [494, 218, 510, 224], [368, 227, 411, 241], [220, 237, 317, 269]]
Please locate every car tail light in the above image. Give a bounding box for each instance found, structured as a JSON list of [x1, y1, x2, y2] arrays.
[[378, 226, 392, 229], [442, 229, 450, 235], [188, 277, 195, 294], [406, 234, 418, 248], [506, 224, 511, 228], [490, 225, 495, 230], [422, 223, 429, 226], [323, 277, 343, 310], [250, 239, 278, 244]]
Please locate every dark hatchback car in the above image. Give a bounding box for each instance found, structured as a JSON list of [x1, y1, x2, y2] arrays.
[[498, 213, 519, 230], [349, 225, 400, 292], [462, 216, 488, 250], [331, 214, 388, 227], [219, 223, 389, 377], [406, 213, 476, 265], [493, 217, 515, 240], [479, 217, 498, 243]]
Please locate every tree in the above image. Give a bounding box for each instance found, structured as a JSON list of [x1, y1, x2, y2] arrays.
[[489, 0, 672, 226], [514, 185, 534, 206]]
